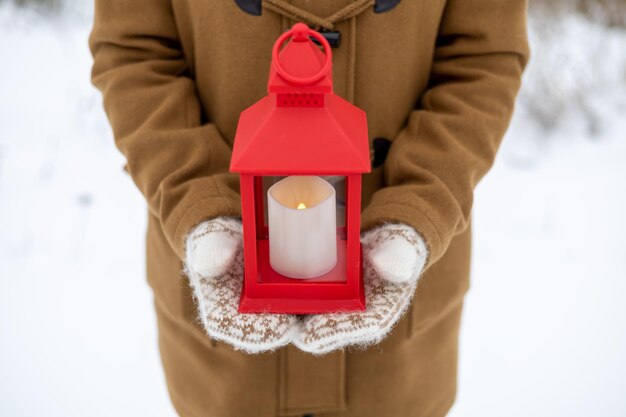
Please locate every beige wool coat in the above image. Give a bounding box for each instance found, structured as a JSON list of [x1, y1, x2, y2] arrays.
[[90, 0, 529, 416]]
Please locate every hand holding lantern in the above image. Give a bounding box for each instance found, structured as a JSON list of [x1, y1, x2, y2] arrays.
[[185, 217, 428, 354], [294, 222, 429, 354], [184, 218, 298, 353]]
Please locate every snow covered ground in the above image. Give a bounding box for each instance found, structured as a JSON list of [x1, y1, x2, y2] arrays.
[[0, 4, 625, 417]]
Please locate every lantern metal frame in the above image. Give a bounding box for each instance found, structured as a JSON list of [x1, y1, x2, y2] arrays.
[[230, 24, 371, 314]]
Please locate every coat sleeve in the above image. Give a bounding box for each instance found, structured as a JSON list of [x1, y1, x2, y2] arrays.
[[89, 0, 241, 259], [360, 0, 530, 268]]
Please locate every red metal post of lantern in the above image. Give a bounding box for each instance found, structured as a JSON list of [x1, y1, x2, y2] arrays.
[[230, 23, 371, 314]]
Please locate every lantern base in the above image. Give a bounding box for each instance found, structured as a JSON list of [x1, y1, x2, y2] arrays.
[[237, 241, 366, 314]]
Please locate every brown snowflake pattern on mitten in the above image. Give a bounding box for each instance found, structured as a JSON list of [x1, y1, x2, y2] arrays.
[[293, 259, 418, 354], [185, 219, 299, 354], [293, 223, 427, 355]]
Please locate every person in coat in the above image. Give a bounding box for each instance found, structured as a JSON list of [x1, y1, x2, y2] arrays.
[[89, 0, 529, 416]]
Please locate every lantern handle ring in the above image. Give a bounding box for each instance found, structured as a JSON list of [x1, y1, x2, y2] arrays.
[[272, 23, 332, 85]]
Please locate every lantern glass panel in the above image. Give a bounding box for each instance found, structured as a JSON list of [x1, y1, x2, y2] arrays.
[[252, 174, 348, 283]]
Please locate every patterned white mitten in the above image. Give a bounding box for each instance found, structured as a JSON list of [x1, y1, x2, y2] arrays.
[[293, 223, 428, 355], [184, 217, 299, 354]]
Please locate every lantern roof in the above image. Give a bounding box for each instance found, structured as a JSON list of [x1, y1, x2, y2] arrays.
[[230, 23, 371, 175], [230, 94, 370, 175]]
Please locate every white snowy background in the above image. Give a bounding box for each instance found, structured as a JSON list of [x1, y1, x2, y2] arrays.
[[0, 2, 625, 416]]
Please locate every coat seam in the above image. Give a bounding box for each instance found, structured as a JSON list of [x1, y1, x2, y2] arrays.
[[412, 297, 464, 338]]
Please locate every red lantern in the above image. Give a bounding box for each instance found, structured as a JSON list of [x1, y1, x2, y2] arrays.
[[230, 23, 371, 314]]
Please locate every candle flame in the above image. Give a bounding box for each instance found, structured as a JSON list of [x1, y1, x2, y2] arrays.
[[297, 202, 307, 210]]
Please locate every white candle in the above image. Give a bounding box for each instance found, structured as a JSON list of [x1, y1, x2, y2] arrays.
[[267, 175, 337, 279]]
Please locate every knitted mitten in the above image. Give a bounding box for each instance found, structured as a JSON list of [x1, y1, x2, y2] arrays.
[[293, 223, 428, 355], [184, 217, 299, 354]]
